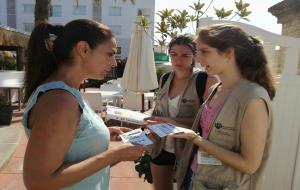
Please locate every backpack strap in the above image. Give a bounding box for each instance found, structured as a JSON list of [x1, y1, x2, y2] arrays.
[[159, 72, 171, 89], [196, 71, 208, 103], [160, 71, 208, 103]]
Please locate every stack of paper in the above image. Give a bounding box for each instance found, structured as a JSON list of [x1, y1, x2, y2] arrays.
[[119, 123, 189, 146], [147, 123, 189, 137], [120, 128, 153, 146], [106, 106, 149, 125]]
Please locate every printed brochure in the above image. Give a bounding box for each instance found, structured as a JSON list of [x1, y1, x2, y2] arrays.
[[148, 123, 189, 138], [119, 128, 153, 146], [106, 106, 149, 125]]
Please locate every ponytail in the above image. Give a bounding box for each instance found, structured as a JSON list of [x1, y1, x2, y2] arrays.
[[24, 23, 63, 102], [236, 36, 276, 100]]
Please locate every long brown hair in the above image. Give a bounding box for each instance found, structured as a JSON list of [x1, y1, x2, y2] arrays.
[[24, 19, 114, 102], [197, 23, 276, 99]]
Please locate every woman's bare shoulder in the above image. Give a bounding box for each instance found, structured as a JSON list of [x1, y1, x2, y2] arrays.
[[29, 89, 80, 130]]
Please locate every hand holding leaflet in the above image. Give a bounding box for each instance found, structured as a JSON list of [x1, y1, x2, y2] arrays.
[[147, 123, 189, 138], [119, 128, 153, 146]]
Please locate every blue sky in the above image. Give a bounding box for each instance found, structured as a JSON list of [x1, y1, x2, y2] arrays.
[[154, 0, 283, 34]]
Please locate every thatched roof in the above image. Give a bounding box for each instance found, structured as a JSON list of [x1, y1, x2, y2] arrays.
[[0, 26, 29, 48], [269, 0, 300, 18]]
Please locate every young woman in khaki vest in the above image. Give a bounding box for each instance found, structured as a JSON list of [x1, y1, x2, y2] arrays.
[[165, 24, 276, 190], [149, 35, 217, 190]]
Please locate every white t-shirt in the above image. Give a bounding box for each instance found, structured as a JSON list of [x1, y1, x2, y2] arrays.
[[164, 95, 181, 153]]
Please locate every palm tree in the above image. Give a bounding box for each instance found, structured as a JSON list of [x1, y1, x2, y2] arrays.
[[189, 0, 205, 29], [155, 9, 174, 52], [214, 7, 233, 20], [34, 0, 50, 25], [154, 0, 252, 50]]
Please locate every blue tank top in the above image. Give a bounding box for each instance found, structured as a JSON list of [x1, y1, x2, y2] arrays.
[[22, 81, 110, 190]]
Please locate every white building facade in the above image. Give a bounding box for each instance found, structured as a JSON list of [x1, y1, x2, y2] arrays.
[[0, 0, 8, 26], [0, 0, 155, 59], [101, 0, 155, 59]]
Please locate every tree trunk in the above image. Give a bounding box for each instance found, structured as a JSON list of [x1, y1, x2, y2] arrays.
[[34, 0, 51, 26], [92, 0, 102, 22]]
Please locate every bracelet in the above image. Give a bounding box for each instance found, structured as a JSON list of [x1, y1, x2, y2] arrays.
[[190, 132, 200, 142]]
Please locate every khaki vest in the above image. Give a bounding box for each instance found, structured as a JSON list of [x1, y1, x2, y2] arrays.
[[151, 70, 201, 160], [176, 79, 273, 190]]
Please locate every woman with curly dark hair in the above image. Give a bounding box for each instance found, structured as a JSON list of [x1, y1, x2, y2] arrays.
[[150, 34, 217, 190]]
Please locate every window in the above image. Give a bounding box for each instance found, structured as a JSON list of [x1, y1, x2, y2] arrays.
[[109, 25, 122, 35], [109, 6, 121, 16], [23, 4, 34, 14], [50, 5, 62, 17], [23, 23, 34, 32], [73, 5, 86, 16]]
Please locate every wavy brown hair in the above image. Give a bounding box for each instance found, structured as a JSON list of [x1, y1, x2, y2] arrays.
[[197, 24, 276, 100]]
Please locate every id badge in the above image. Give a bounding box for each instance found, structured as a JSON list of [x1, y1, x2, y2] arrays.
[[197, 151, 222, 165]]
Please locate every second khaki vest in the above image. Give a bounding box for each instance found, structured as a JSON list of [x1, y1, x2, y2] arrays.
[[175, 79, 273, 190]]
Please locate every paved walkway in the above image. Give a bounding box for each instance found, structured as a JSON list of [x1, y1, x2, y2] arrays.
[[0, 126, 20, 174], [0, 111, 152, 190]]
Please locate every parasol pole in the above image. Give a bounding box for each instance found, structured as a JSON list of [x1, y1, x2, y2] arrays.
[[141, 93, 145, 112]]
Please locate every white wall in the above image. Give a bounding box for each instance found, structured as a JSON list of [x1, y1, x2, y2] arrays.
[[49, 0, 93, 24], [0, 0, 7, 26], [101, 0, 155, 59], [16, 0, 34, 31], [15, 0, 94, 32], [3, 0, 155, 60]]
